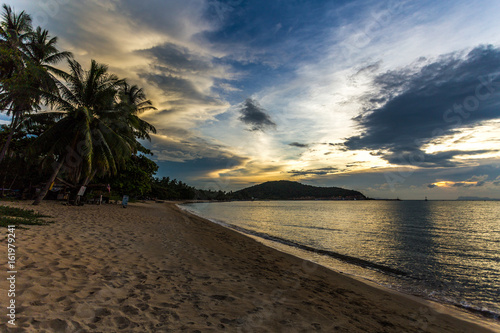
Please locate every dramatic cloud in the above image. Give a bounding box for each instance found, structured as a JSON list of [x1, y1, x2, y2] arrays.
[[135, 41, 232, 123], [238, 98, 276, 131], [138, 42, 216, 75], [141, 73, 221, 106], [344, 45, 500, 167]]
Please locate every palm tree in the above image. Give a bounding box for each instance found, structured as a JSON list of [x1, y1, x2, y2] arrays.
[[0, 6, 71, 163], [23, 26, 72, 99], [32, 59, 134, 205], [0, 4, 33, 162], [97, 81, 157, 157], [117, 81, 157, 141], [0, 4, 32, 79]]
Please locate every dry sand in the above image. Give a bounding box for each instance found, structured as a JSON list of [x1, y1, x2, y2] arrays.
[[1, 201, 499, 332]]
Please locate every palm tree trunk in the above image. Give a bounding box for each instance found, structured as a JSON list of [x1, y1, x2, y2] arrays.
[[32, 158, 64, 205], [8, 174, 17, 191], [1, 176, 6, 197], [0, 113, 17, 164], [83, 169, 98, 187], [71, 169, 97, 205]]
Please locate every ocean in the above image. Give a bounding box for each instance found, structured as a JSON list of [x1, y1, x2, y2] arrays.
[[179, 200, 500, 319]]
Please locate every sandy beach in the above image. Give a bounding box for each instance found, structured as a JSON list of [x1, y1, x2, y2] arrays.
[[1, 201, 499, 332]]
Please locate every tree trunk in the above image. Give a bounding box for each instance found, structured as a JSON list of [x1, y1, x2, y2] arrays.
[[69, 169, 97, 205], [83, 169, 97, 186], [8, 174, 17, 191], [0, 175, 5, 197], [32, 158, 64, 205], [0, 114, 17, 164]]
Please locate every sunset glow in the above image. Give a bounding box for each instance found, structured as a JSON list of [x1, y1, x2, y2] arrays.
[[4, 0, 500, 199]]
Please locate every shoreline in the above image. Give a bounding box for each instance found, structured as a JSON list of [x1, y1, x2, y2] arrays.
[[176, 202, 500, 330], [178, 200, 500, 321], [178, 202, 500, 322], [0, 200, 498, 332]]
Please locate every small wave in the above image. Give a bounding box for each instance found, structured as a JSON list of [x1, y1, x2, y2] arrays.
[[282, 224, 343, 232], [453, 301, 500, 320]]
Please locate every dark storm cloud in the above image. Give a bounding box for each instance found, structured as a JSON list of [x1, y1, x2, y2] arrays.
[[383, 149, 495, 168], [239, 98, 276, 131], [140, 73, 220, 106], [344, 45, 500, 167], [138, 42, 214, 74], [289, 142, 309, 148]]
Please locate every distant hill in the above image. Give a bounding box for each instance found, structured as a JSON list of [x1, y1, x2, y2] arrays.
[[233, 180, 366, 200]]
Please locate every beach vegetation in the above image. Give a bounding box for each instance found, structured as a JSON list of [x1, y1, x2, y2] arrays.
[[0, 205, 51, 227], [104, 154, 159, 198]]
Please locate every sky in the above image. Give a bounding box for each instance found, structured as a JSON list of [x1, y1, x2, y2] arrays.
[[5, 0, 500, 199]]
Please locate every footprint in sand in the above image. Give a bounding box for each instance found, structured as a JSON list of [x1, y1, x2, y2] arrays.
[[74, 302, 96, 321], [136, 302, 149, 311], [113, 316, 131, 329], [121, 305, 139, 316]]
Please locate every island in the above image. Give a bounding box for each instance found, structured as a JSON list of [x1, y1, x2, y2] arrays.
[[233, 180, 366, 200]]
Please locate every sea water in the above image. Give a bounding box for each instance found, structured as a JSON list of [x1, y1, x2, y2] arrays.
[[179, 200, 500, 318]]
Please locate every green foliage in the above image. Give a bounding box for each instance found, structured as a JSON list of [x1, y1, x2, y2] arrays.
[[0, 205, 51, 227], [0, 125, 48, 197], [105, 154, 158, 197], [150, 177, 197, 200]]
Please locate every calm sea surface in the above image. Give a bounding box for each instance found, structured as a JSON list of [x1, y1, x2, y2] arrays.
[[179, 200, 500, 318]]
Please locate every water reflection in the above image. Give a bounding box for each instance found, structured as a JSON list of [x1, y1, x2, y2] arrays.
[[389, 202, 440, 278]]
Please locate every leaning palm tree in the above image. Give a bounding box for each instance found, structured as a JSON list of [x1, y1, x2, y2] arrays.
[[32, 59, 133, 205]]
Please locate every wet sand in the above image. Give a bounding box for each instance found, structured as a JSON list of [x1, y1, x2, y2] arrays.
[[1, 201, 499, 332]]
